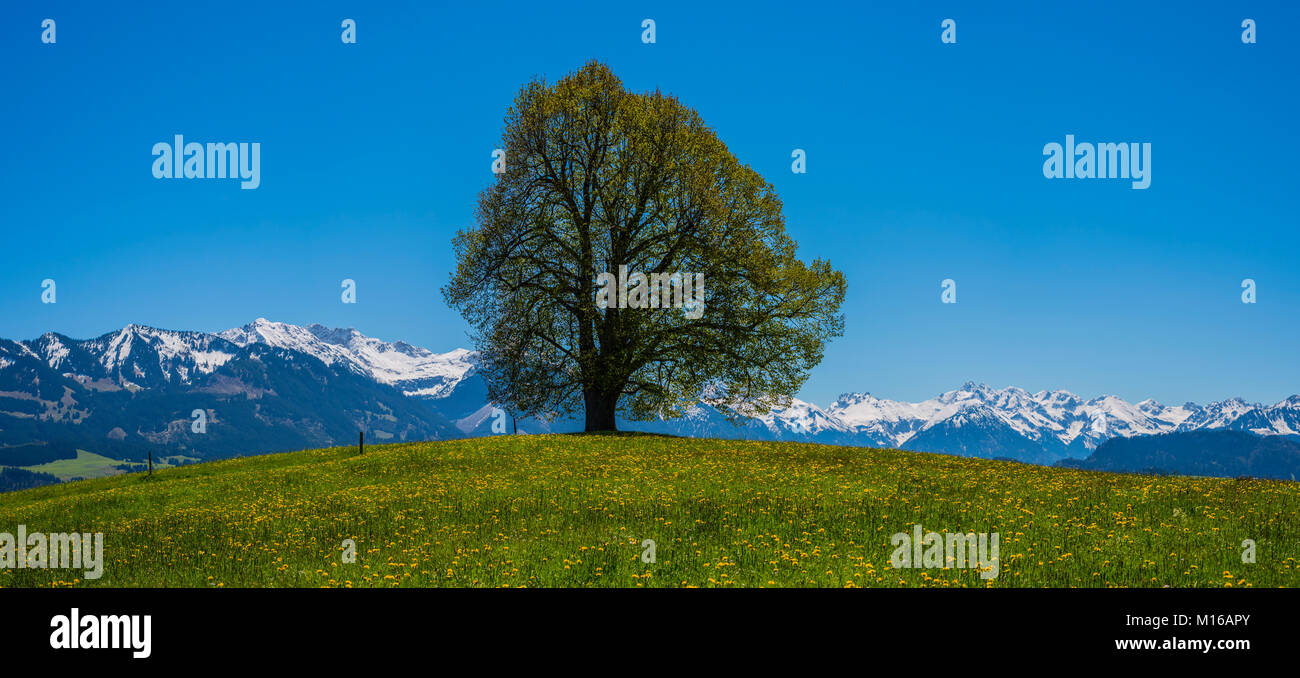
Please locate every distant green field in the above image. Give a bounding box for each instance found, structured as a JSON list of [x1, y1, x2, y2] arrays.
[[5, 450, 200, 483], [15, 449, 142, 481], [0, 434, 1296, 587], [7, 449, 196, 482]]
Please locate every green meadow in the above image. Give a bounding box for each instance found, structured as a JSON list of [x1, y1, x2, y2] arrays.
[[6, 449, 196, 482], [0, 434, 1296, 587]]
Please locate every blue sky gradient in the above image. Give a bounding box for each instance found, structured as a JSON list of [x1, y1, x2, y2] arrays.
[[2, 1, 1297, 405]]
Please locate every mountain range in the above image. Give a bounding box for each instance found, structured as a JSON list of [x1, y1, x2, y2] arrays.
[[2, 319, 1297, 485], [1061, 430, 1300, 481], [0, 321, 460, 472]]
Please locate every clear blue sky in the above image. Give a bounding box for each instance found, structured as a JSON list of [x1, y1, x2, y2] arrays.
[[2, 1, 1297, 406]]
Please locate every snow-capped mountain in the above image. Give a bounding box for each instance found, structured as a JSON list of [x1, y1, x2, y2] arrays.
[[218, 318, 476, 398], [0, 322, 458, 477], [1173, 397, 1254, 431], [749, 382, 1300, 464], [596, 380, 1300, 466], [1227, 395, 1300, 437], [3, 320, 1298, 477], [22, 324, 237, 390], [537, 379, 1300, 465]]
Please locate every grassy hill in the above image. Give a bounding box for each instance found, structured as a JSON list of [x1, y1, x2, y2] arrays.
[[1, 434, 1297, 587]]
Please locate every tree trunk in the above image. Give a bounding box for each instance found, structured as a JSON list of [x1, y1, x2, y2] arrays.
[[583, 390, 619, 432]]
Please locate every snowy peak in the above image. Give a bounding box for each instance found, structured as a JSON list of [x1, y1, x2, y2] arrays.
[[16, 324, 236, 388], [218, 319, 339, 364], [88, 324, 233, 375], [2, 319, 474, 399], [32, 332, 75, 370], [1177, 397, 1255, 431], [218, 319, 476, 398], [928, 402, 999, 430], [822, 384, 1300, 454], [6, 319, 474, 396], [1227, 396, 1300, 437], [760, 397, 839, 435], [3, 320, 1296, 463]]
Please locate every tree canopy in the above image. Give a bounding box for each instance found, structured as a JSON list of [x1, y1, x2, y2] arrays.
[[443, 60, 845, 432]]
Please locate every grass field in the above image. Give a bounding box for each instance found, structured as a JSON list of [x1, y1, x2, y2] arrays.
[[5, 449, 196, 482], [13, 449, 144, 481], [1, 434, 1297, 587]]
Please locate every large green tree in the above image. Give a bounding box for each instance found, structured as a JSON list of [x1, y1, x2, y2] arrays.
[[443, 61, 845, 432]]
